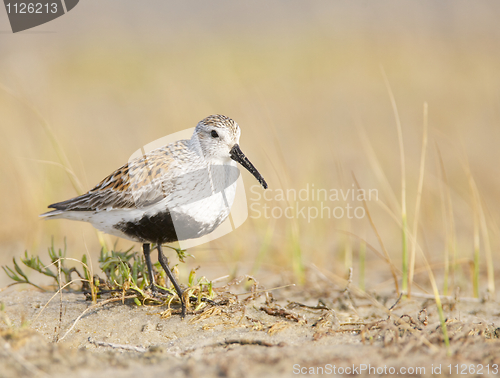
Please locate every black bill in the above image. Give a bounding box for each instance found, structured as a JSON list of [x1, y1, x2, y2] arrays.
[[230, 144, 268, 189]]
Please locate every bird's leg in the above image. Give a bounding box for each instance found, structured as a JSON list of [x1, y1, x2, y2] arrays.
[[143, 243, 169, 295], [142, 243, 155, 287], [157, 244, 186, 318]]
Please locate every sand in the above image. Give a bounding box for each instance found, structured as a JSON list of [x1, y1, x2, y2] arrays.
[[1, 275, 500, 378]]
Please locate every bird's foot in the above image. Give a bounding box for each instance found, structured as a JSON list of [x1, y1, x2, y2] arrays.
[[147, 284, 186, 318]]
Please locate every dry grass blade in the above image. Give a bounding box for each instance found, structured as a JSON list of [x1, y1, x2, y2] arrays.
[[355, 123, 401, 213], [464, 156, 481, 298], [32, 278, 86, 325], [435, 144, 456, 296], [335, 230, 430, 294], [58, 295, 137, 342], [264, 133, 304, 282], [460, 153, 495, 297], [380, 66, 408, 294], [0, 82, 83, 195], [352, 173, 399, 295], [0, 81, 111, 252], [408, 102, 429, 297], [24, 159, 83, 187], [477, 190, 495, 297], [251, 216, 277, 275], [372, 200, 437, 295], [417, 249, 451, 354], [88, 337, 148, 352]]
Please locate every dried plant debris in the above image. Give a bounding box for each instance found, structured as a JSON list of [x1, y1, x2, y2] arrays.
[[260, 305, 306, 323], [354, 311, 500, 353], [267, 321, 291, 335]]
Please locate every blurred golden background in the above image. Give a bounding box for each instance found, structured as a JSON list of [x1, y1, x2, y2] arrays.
[[0, 1, 499, 297]]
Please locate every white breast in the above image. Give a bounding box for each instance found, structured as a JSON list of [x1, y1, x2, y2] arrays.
[[165, 161, 239, 238]]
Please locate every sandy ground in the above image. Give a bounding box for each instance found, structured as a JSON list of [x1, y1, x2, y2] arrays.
[[1, 275, 500, 378]]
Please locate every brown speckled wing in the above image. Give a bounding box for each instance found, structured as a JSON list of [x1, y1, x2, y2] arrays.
[[48, 141, 188, 212]]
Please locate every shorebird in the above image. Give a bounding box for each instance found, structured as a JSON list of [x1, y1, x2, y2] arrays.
[[41, 115, 268, 317]]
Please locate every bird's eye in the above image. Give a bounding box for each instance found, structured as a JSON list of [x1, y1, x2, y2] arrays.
[[211, 130, 219, 138]]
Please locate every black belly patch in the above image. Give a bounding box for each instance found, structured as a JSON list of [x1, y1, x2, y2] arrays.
[[115, 211, 207, 244]]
